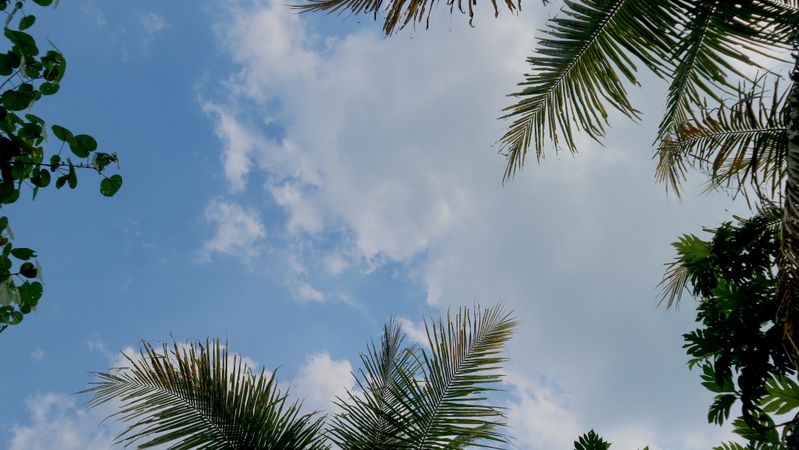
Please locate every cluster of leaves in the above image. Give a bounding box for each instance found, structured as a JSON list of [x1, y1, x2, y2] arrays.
[[665, 207, 799, 448], [84, 305, 517, 449], [574, 430, 613, 450], [571, 429, 654, 450], [0, 0, 122, 332]]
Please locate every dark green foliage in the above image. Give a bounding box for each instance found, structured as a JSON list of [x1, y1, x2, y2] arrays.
[[0, 0, 122, 332], [666, 207, 799, 447], [84, 340, 330, 450], [574, 430, 612, 450]]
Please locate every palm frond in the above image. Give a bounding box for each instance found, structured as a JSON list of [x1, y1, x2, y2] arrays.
[[659, 78, 788, 200], [658, 259, 689, 309], [83, 340, 329, 450], [331, 304, 517, 449], [500, 0, 679, 179], [392, 305, 517, 449], [329, 319, 419, 449], [656, 1, 795, 194], [294, 0, 519, 36]]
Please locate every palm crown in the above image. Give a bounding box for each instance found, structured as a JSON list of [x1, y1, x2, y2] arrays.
[[85, 305, 517, 449]]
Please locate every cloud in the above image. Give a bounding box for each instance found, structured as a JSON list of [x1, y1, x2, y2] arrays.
[[203, 0, 749, 447], [82, 4, 107, 27], [199, 198, 267, 263], [8, 393, 115, 450], [215, 0, 318, 94], [396, 316, 428, 346], [30, 349, 44, 362], [505, 372, 582, 450], [291, 352, 353, 413], [202, 102, 263, 192], [292, 280, 326, 302], [138, 12, 168, 43], [323, 253, 349, 277]]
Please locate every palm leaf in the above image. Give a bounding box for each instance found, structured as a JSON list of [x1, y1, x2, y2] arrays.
[[390, 305, 517, 449], [500, 0, 679, 179], [329, 319, 419, 449], [659, 78, 788, 200], [83, 340, 329, 450], [294, 0, 519, 36], [655, 1, 796, 195], [331, 304, 517, 449]]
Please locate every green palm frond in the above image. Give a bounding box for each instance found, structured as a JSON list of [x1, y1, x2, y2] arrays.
[[329, 319, 419, 449], [331, 304, 517, 449], [83, 340, 329, 450], [500, 0, 679, 179], [659, 78, 788, 199], [294, 0, 519, 36], [656, 1, 795, 194], [388, 305, 516, 449]]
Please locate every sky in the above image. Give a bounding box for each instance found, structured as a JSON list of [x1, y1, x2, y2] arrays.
[[0, 1, 768, 449]]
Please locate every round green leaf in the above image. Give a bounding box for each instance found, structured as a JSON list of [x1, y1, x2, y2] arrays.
[[75, 134, 97, 151], [39, 81, 58, 95], [1, 88, 33, 111], [69, 134, 96, 157], [51, 124, 72, 142], [31, 168, 49, 187], [4, 30, 38, 56], [100, 174, 122, 197]]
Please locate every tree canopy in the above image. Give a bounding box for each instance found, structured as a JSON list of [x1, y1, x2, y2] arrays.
[[0, 0, 122, 332]]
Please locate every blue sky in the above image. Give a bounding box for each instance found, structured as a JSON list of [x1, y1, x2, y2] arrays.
[[0, 1, 761, 449]]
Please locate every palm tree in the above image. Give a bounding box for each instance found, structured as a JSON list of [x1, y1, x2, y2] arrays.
[[84, 305, 517, 449], [297, 0, 799, 353]]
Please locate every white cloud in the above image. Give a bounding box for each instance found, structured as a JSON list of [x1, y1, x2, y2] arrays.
[[8, 393, 115, 450], [323, 253, 349, 277], [269, 181, 323, 233], [139, 12, 168, 42], [291, 352, 353, 413], [293, 280, 326, 302], [30, 349, 44, 362], [202, 102, 262, 192], [204, 0, 750, 448], [87, 337, 115, 361], [82, 4, 107, 26], [396, 316, 428, 346], [199, 198, 267, 262], [215, 0, 318, 94], [505, 372, 582, 450]]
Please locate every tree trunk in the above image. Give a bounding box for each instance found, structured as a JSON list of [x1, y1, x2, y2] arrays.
[[781, 36, 799, 357]]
